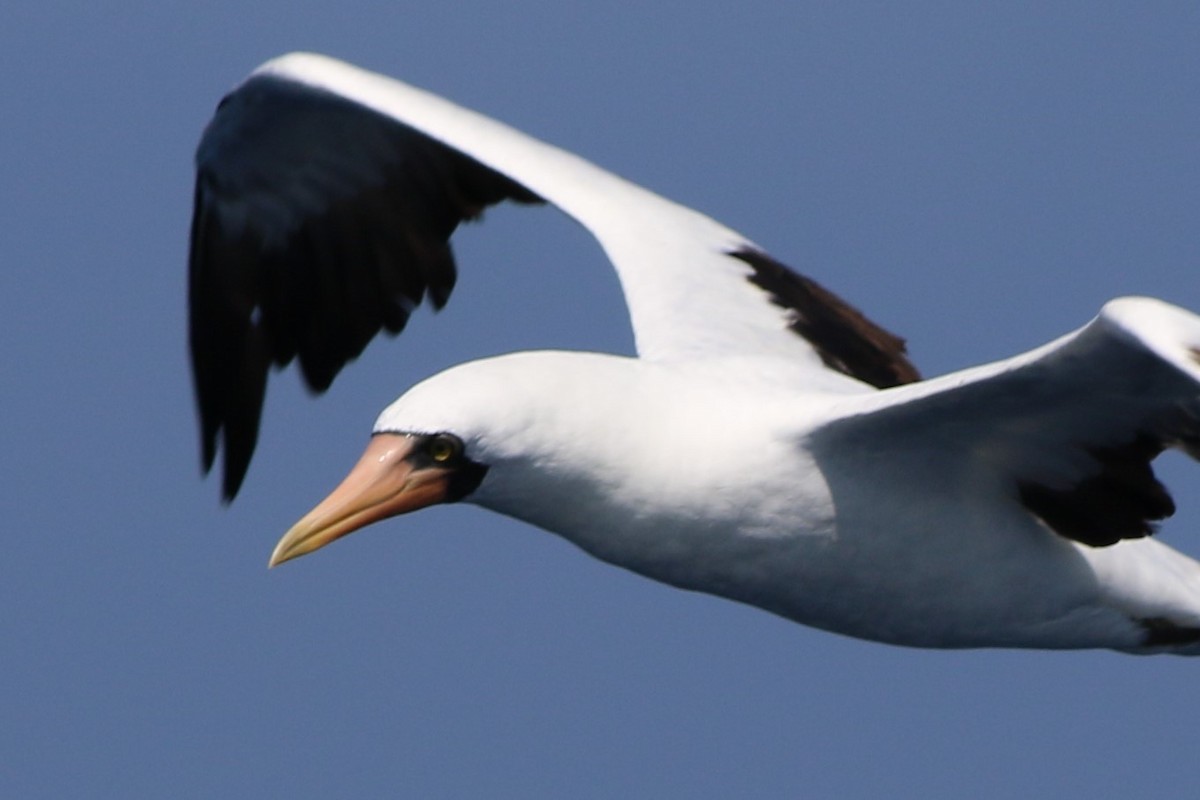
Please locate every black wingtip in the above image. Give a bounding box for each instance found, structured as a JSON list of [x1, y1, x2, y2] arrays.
[[220, 458, 248, 503], [1018, 434, 1174, 548], [189, 72, 545, 502]]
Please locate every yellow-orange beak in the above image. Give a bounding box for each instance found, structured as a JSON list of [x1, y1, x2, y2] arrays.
[[268, 433, 452, 567]]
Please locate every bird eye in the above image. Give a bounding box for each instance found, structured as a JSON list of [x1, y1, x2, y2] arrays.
[[427, 434, 463, 463]]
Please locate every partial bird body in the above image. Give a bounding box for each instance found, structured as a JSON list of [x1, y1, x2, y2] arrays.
[[192, 52, 1200, 654]]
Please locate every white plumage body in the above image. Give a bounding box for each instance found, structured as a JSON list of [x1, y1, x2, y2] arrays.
[[191, 53, 1200, 654]]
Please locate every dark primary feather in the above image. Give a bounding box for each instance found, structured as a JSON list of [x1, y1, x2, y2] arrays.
[[813, 315, 1200, 550], [1018, 434, 1176, 547], [189, 75, 541, 499]]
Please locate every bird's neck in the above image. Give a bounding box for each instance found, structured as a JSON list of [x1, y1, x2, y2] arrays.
[[468, 381, 835, 594]]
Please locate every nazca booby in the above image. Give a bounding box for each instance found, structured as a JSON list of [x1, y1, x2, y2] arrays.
[[191, 52, 1200, 653]]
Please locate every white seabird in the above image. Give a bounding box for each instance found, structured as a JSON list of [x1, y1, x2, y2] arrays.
[[191, 52, 1200, 654]]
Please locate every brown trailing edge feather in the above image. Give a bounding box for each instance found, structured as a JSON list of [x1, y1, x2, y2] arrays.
[[728, 248, 920, 389]]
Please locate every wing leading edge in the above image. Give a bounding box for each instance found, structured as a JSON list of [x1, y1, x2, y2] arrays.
[[814, 297, 1200, 548], [190, 52, 917, 497]]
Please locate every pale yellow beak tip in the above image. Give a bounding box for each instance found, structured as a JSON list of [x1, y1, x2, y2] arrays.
[[267, 523, 319, 568], [266, 541, 291, 569]]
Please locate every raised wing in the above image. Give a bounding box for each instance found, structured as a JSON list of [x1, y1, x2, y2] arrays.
[[191, 52, 918, 497], [814, 297, 1200, 548]]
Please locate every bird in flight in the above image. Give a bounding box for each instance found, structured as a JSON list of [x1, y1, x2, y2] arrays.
[[191, 52, 1200, 654]]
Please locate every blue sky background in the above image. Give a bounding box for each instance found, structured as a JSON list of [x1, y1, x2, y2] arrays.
[[4, 3, 1200, 797]]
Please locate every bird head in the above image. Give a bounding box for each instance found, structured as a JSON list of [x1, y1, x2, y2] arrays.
[[267, 351, 627, 566]]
